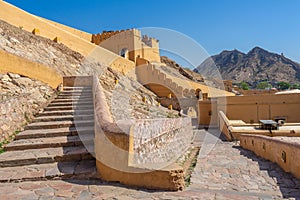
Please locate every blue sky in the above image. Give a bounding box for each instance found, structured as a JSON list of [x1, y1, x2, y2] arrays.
[[4, 0, 300, 65]]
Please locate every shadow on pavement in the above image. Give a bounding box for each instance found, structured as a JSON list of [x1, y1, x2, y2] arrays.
[[235, 146, 300, 199]]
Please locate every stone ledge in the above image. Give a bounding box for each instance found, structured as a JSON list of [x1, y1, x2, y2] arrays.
[[240, 134, 300, 179], [96, 160, 184, 191]]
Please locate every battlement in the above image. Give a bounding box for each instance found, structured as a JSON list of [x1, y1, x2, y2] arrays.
[[92, 29, 140, 45], [142, 35, 159, 48]]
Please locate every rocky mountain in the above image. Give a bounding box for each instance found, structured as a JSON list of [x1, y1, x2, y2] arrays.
[[160, 56, 204, 82], [195, 47, 300, 86]]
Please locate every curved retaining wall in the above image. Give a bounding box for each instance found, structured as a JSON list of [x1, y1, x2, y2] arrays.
[[240, 134, 300, 179], [69, 76, 190, 190], [0, 50, 62, 88]]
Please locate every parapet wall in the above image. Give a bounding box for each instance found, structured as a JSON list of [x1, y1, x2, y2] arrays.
[[237, 89, 278, 95], [92, 29, 132, 45], [131, 117, 193, 166], [0, 1, 135, 74], [240, 135, 300, 179], [136, 64, 196, 98], [137, 63, 233, 112], [77, 75, 189, 190], [40, 17, 92, 42], [0, 49, 62, 88], [137, 63, 234, 98], [199, 93, 300, 126]]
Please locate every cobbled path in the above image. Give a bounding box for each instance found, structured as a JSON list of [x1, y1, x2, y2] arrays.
[[0, 130, 299, 199]]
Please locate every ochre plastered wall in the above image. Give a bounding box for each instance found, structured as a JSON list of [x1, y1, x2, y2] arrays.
[[0, 49, 62, 88], [0, 1, 135, 73], [199, 93, 300, 126], [87, 76, 185, 191], [240, 135, 300, 179], [137, 64, 234, 99], [40, 17, 92, 42], [94, 29, 161, 64], [198, 99, 218, 126]]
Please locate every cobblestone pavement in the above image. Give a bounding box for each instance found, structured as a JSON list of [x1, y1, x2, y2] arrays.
[[0, 130, 300, 200]]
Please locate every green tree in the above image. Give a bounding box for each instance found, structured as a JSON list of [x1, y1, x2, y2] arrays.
[[239, 81, 249, 90], [277, 82, 290, 90], [291, 84, 300, 89], [257, 81, 271, 89]]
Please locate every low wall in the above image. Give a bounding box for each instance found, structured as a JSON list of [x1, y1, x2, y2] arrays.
[[218, 111, 234, 141], [218, 111, 300, 141], [0, 49, 62, 88], [40, 17, 92, 42], [137, 63, 233, 102], [240, 135, 300, 179], [131, 117, 193, 167], [90, 75, 188, 190], [136, 64, 194, 98], [237, 89, 278, 95], [63, 76, 93, 87], [199, 93, 300, 126]]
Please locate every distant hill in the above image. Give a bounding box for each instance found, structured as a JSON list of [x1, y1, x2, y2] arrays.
[[195, 47, 300, 87], [160, 56, 204, 83]]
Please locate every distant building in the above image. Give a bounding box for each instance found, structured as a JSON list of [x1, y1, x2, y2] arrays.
[[92, 29, 161, 65]]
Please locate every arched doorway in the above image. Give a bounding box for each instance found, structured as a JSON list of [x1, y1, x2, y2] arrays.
[[119, 48, 128, 59]]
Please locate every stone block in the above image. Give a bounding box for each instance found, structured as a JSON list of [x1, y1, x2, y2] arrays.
[[32, 28, 40, 35]]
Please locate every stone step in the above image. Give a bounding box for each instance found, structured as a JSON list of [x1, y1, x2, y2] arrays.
[[57, 95, 93, 99], [47, 102, 93, 107], [50, 100, 94, 104], [25, 120, 94, 130], [0, 160, 99, 182], [51, 97, 93, 102], [44, 105, 94, 111], [55, 95, 93, 100], [33, 115, 94, 122], [4, 135, 94, 151], [16, 127, 94, 140], [38, 110, 94, 116], [63, 87, 92, 91], [0, 145, 94, 167], [60, 90, 92, 95]]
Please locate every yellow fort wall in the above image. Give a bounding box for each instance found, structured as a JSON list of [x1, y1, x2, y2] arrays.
[[199, 93, 300, 126], [94, 29, 161, 64], [136, 63, 235, 99], [0, 49, 62, 88], [0, 1, 135, 73], [40, 17, 92, 42]]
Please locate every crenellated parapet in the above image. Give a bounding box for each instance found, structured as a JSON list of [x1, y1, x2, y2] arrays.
[[142, 35, 159, 48], [92, 29, 132, 45]]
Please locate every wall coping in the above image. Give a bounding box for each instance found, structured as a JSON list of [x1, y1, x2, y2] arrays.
[[240, 134, 300, 148]]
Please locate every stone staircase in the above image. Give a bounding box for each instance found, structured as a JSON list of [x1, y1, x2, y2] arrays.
[[0, 86, 99, 182]]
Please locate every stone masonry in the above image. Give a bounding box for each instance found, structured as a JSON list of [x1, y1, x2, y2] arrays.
[[0, 73, 55, 141]]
